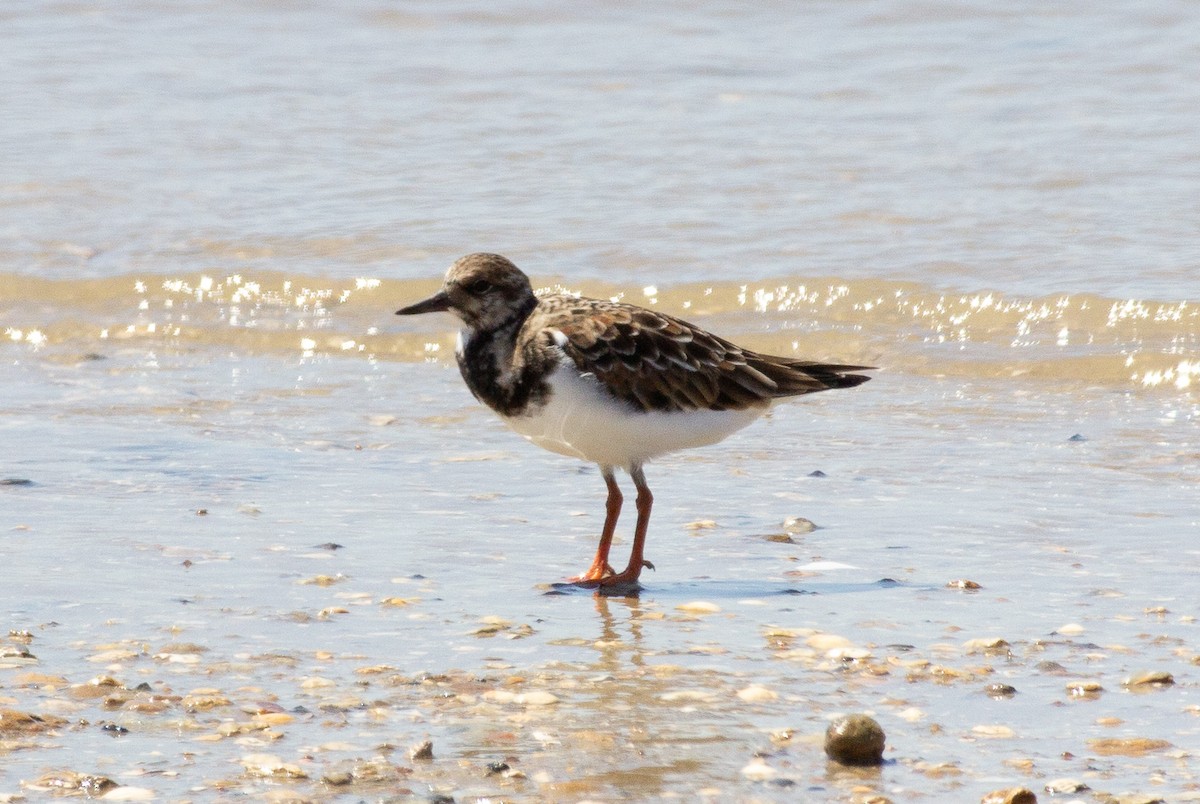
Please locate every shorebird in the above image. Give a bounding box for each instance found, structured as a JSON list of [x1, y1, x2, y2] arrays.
[[397, 253, 872, 589]]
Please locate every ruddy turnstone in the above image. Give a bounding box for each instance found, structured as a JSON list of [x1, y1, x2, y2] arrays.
[[397, 253, 872, 589]]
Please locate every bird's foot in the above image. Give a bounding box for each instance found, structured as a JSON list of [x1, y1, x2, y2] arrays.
[[566, 561, 617, 585], [575, 560, 653, 593]]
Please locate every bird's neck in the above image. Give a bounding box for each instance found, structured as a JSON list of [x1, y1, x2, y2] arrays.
[[455, 296, 544, 417]]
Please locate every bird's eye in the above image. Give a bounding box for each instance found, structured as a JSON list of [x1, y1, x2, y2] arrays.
[[469, 279, 492, 294]]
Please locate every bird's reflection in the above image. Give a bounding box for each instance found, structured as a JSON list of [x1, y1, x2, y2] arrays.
[[589, 592, 647, 672]]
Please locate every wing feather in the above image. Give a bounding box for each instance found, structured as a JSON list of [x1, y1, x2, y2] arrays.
[[527, 295, 872, 413]]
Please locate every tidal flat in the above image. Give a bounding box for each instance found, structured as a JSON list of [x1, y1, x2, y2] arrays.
[[2, 347, 1196, 802]]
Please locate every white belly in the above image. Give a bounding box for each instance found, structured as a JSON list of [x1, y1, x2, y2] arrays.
[[502, 360, 768, 470]]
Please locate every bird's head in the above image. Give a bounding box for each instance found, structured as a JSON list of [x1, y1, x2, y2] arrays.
[[396, 253, 535, 330]]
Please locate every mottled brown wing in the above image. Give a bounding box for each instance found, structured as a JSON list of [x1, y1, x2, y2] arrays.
[[534, 295, 872, 413]]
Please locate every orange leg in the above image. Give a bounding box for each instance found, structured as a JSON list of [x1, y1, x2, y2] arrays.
[[568, 467, 622, 583], [595, 464, 653, 588]]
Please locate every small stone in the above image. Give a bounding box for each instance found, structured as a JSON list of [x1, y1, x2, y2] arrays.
[[782, 516, 817, 534], [88, 675, 123, 687], [685, 519, 717, 530], [985, 683, 1017, 699], [1088, 737, 1172, 756], [380, 596, 420, 607], [1065, 680, 1103, 697], [675, 601, 721, 614], [1122, 670, 1174, 688], [240, 753, 308, 779], [824, 713, 886, 766], [485, 761, 510, 776], [409, 739, 434, 760], [971, 724, 1016, 739], [1056, 623, 1085, 635], [29, 772, 119, 796], [736, 685, 778, 703], [1035, 661, 1069, 675], [299, 574, 345, 586], [322, 770, 353, 785], [946, 579, 982, 590], [182, 693, 232, 711], [980, 787, 1037, 804], [1044, 778, 1089, 794], [740, 756, 778, 781], [964, 637, 1010, 654], [514, 690, 559, 706]]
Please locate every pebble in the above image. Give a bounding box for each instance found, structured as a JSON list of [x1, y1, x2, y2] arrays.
[[0, 708, 67, 734], [971, 724, 1016, 739], [322, 770, 353, 785], [410, 739, 434, 760], [514, 690, 559, 706], [1122, 670, 1174, 688], [946, 579, 982, 590], [824, 714, 886, 766], [980, 787, 1037, 804], [28, 772, 119, 796], [782, 516, 816, 534], [675, 601, 721, 614], [1088, 737, 1172, 757], [740, 756, 778, 781], [182, 693, 232, 711], [380, 596, 420, 607], [1044, 778, 1089, 794], [985, 683, 1017, 699], [735, 684, 778, 703], [240, 753, 308, 779], [298, 574, 345, 586], [1035, 661, 1070, 675], [1065, 680, 1103, 697]]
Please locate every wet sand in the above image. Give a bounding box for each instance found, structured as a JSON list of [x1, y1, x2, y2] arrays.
[[3, 337, 1197, 801]]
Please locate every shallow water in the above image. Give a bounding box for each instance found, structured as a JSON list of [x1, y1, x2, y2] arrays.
[[3, 0, 1200, 801]]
